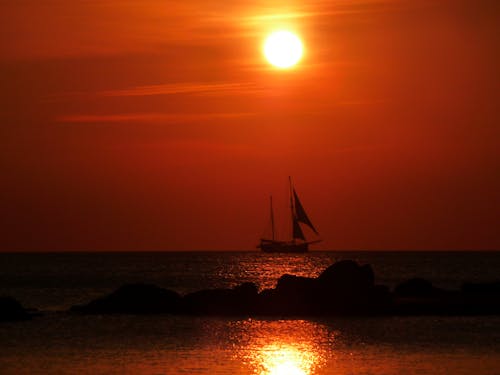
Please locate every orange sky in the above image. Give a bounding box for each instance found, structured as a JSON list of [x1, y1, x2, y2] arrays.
[[1, 0, 498, 251]]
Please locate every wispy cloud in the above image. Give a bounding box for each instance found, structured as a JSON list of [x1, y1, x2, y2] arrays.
[[99, 82, 260, 97], [1, 0, 408, 60], [58, 112, 256, 124]]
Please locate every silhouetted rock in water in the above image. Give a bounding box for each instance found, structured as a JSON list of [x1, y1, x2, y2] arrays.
[[276, 274, 319, 294], [455, 281, 500, 315], [256, 275, 320, 315], [394, 278, 443, 297], [68, 260, 500, 317], [315, 260, 388, 315], [255, 261, 390, 316], [393, 278, 453, 315], [369, 285, 393, 311], [0, 296, 33, 322], [461, 281, 500, 296], [71, 284, 182, 314], [392, 279, 500, 316], [183, 282, 259, 315], [69, 261, 388, 317], [319, 260, 375, 293], [393, 290, 500, 316]]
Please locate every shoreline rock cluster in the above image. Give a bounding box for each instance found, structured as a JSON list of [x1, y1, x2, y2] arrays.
[[70, 260, 500, 317], [2, 260, 499, 321], [0, 296, 38, 322]]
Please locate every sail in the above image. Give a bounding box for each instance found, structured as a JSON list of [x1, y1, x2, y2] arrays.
[[293, 189, 319, 234], [292, 217, 306, 240]]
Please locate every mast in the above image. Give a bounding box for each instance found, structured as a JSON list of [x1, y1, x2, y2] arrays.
[[289, 176, 294, 242], [270, 195, 275, 241]]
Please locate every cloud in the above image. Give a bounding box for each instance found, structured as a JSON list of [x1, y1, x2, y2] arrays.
[[99, 82, 261, 97], [57, 112, 256, 124], [0, 0, 404, 60]]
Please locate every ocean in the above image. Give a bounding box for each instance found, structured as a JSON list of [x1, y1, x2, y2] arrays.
[[0, 251, 499, 374]]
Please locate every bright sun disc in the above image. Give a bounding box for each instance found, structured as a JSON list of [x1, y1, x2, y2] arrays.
[[264, 31, 303, 69]]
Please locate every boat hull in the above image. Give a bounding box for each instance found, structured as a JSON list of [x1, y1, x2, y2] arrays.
[[258, 240, 308, 253]]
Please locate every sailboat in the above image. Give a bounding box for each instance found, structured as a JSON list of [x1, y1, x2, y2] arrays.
[[258, 177, 321, 253]]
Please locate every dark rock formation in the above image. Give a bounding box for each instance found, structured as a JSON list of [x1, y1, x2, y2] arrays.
[[319, 260, 375, 292], [255, 261, 390, 316], [256, 275, 320, 315], [394, 278, 442, 297], [68, 260, 500, 317], [71, 284, 182, 314], [0, 296, 33, 322], [461, 281, 500, 296], [183, 282, 259, 315], [393, 279, 500, 316], [276, 274, 318, 295], [316, 261, 386, 314]]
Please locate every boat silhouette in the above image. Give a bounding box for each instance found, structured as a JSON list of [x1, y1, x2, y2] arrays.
[[258, 177, 321, 253]]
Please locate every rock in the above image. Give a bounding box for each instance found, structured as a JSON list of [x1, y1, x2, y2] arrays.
[[256, 262, 382, 316], [360, 264, 375, 287], [0, 296, 32, 322], [255, 288, 280, 315], [71, 284, 181, 314], [366, 285, 393, 314], [256, 275, 320, 315], [183, 289, 234, 314], [234, 282, 259, 298], [317, 261, 392, 314], [66, 260, 500, 318], [461, 281, 500, 296], [318, 260, 375, 294], [393, 279, 500, 316], [183, 282, 259, 315], [394, 278, 440, 297], [276, 274, 318, 295]]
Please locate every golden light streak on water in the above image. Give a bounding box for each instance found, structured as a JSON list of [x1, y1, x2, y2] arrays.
[[238, 320, 329, 375], [258, 344, 315, 375]]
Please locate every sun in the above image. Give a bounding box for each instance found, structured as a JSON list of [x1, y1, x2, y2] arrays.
[[263, 31, 304, 69]]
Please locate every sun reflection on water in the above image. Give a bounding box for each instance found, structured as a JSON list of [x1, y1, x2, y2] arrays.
[[238, 320, 329, 375], [258, 344, 316, 375]]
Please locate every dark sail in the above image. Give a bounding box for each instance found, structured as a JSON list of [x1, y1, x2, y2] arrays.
[[292, 217, 306, 240], [293, 189, 319, 234]]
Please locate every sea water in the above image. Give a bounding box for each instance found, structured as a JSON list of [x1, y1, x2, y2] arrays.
[[0, 251, 499, 374]]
